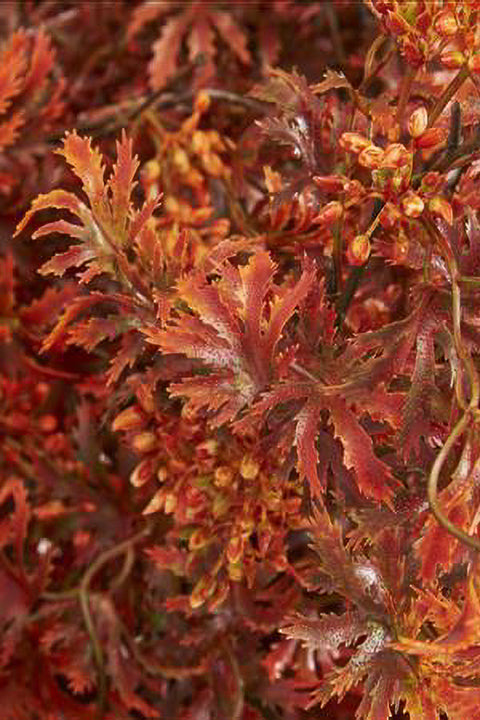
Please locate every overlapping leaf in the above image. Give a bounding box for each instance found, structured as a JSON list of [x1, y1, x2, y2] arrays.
[[144, 250, 316, 425], [15, 130, 158, 285]]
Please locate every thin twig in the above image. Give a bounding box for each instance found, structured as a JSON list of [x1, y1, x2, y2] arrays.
[[47, 87, 268, 145], [422, 217, 480, 552], [41, 525, 152, 717]]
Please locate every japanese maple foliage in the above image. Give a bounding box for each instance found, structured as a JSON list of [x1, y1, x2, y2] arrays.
[[4, 1, 480, 719]]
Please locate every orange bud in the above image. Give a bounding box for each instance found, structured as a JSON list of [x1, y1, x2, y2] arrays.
[[227, 533, 244, 564], [192, 130, 209, 154], [157, 467, 167, 483], [142, 490, 163, 515], [164, 493, 177, 514], [34, 382, 49, 403], [190, 574, 217, 608], [435, 10, 458, 37], [312, 175, 346, 192], [195, 90, 211, 114], [132, 431, 157, 454], [358, 144, 385, 169], [313, 201, 343, 224], [136, 385, 155, 415], [383, 143, 410, 168], [142, 159, 160, 183], [240, 456, 259, 480], [339, 132, 370, 154], [408, 107, 428, 138], [415, 127, 446, 149], [227, 561, 243, 582], [200, 152, 224, 177], [214, 466, 234, 487], [347, 235, 371, 266], [186, 168, 204, 189], [401, 191, 425, 217], [429, 196, 453, 225], [38, 414, 57, 433], [112, 405, 145, 432], [130, 458, 154, 487], [343, 179, 366, 201], [172, 147, 190, 174], [440, 50, 465, 69]]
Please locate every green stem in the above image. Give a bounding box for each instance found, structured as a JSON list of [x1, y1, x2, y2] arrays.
[[422, 216, 480, 551]]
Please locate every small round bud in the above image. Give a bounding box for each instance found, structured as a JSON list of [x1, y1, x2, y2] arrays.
[[214, 466, 234, 487], [339, 132, 370, 154], [401, 191, 425, 218], [428, 196, 453, 225], [408, 107, 428, 138], [347, 235, 371, 266], [112, 405, 145, 432], [132, 432, 157, 454], [38, 414, 57, 433], [240, 456, 259, 480], [358, 144, 385, 169], [130, 458, 154, 487]]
